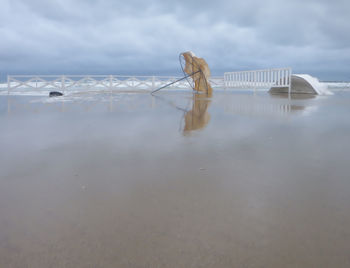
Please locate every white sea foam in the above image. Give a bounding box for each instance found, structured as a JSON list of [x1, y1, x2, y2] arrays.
[[325, 82, 350, 90]]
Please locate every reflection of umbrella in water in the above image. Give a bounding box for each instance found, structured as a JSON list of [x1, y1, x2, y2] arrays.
[[183, 94, 211, 133], [153, 93, 211, 134]]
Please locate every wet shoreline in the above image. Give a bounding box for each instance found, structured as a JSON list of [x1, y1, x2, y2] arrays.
[[1, 92, 350, 267]]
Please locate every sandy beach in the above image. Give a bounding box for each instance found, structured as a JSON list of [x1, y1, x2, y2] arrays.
[[1, 91, 350, 267]]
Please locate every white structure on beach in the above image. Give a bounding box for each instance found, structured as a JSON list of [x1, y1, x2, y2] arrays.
[[269, 74, 332, 95], [4, 68, 332, 95], [224, 68, 332, 95], [5, 75, 224, 94]]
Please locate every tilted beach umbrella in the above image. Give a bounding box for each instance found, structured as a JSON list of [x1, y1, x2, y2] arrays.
[[152, 51, 212, 95]]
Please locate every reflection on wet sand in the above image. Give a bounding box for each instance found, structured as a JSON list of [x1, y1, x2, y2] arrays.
[[269, 92, 317, 113], [220, 93, 319, 117], [3, 92, 320, 121], [1, 92, 350, 267], [184, 94, 211, 133], [269, 92, 317, 100]]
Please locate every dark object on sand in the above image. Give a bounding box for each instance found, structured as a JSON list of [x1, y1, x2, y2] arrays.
[[49, 91, 64, 97]]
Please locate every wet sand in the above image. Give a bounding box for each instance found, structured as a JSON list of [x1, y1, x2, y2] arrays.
[[1, 91, 350, 267]]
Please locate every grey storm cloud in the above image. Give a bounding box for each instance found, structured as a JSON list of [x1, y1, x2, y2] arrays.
[[0, 0, 349, 80]]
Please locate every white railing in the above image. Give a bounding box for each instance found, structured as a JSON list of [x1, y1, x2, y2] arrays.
[[6, 69, 292, 94], [7, 74, 224, 94], [224, 68, 292, 93]]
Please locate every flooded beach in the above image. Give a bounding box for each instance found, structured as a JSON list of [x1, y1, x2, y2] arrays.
[[1, 91, 350, 267]]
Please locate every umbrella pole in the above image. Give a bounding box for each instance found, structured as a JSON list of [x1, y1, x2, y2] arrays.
[[151, 70, 200, 94]]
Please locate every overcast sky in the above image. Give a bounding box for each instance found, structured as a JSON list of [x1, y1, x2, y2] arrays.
[[1, 0, 349, 81]]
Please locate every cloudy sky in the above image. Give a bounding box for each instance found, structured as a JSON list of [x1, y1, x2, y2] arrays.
[[1, 0, 349, 81]]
